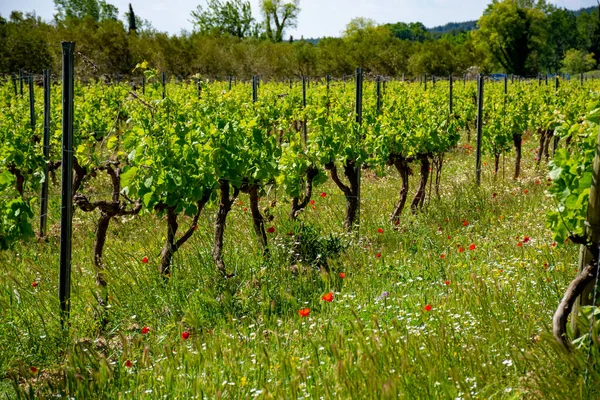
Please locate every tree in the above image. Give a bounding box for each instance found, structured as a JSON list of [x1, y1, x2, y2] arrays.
[[561, 48, 596, 74], [54, 0, 118, 22], [408, 39, 457, 76], [0, 12, 53, 73], [385, 22, 430, 42], [542, 7, 579, 73], [190, 0, 257, 38], [127, 3, 137, 33], [577, 5, 600, 65], [474, 0, 548, 75], [261, 0, 300, 42]]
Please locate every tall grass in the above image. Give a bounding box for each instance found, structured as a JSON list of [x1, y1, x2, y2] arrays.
[[1, 137, 598, 399]]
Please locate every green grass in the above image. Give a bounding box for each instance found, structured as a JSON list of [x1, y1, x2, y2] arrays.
[[1, 136, 599, 399]]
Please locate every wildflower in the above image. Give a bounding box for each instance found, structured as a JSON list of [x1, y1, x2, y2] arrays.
[[31, 281, 38, 288], [181, 331, 190, 340], [243, 207, 248, 212], [298, 308, 310, 317], [310, 199, 315, 205], [339, 272, 346, 279], [424, 304, 432, 312], [551, 242, 556, 247], [125, 360, 132, 368], [320, 192, 327, 198], [535, 180, 540, 185], [238, 201, 243, 206], [30, 366, 38, 374], [462, 220, 469, 227], [522, 236, 530, 243], [440, 254, 446, 259], [492, 193, 497, 198], [524, 189, 529, 194], [377, 228, 384, 234], [459, 247, 465, 253], [447, 235, 451, 240], [377, 291, 389, 301], [375, 252, 381, 258], [141, 326, 150, 334], [469, 244, 476, 251], [445, 280, 450, 285], [142, 256, 149, 264], [517, 242, 522, 247], [267, 226, 275, 233], [321, 292, 334, 302]]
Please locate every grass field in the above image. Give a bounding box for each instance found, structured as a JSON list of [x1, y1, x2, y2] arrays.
[[1, 133, 598, 399]]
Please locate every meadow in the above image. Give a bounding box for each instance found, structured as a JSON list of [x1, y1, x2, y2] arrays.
[[0, 127, 595, 399]]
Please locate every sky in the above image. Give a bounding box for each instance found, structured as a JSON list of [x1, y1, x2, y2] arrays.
[[0, 0, 598, 39]]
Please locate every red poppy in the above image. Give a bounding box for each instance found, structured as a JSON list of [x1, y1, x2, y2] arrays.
[[321, 292, 334, 302], [377, 228, 384, 234], [440, 254, 446, 259], [522, 236, 530, 243], [424, 304, 432, 312], [524, 189, 529, 194], [238, 201, 243, 206], [395, 219, 400, 226], [551, 242, 556, 247], [469, 244, 476, 251], [444, 280, 450, 285], [32, 281, 38, 288], [310, 199, 315, 205], [339, 272, 346, 279], [447, 235, 451, 239], [287, 232, 294, 236], [298, 308, 310, 317], [320, 192, 327, 198], [141, 326, 150, 334], [125, 360, 132, 368], [375, 252, 381, 258], [462, 220, 469, 227], [181, 331, 190, 340], [535, 180, 540, 185], [30, 366, 38, 373], [517, 242, 522, 247], [267, 226, 275, 233], [243, 207, 248, 212], [492, 193, 497, 198], [458, 247, 465, 253], [142, 256, 149, 264]]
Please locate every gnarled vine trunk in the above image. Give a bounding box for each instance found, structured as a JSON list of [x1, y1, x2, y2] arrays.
[[325, 160, 360, 231], [248, 184, 268, 257], [289, 165, 319, 220], [513, 133, 522, 179], [213, 179, 239, 276], [73, 163, 141, 325], [411, 154, 430, 213], [159, 191, 211, 276], [389, 156, 410, 223]]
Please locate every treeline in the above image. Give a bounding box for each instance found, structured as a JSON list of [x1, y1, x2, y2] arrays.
[[1, 0, 600, 80]]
